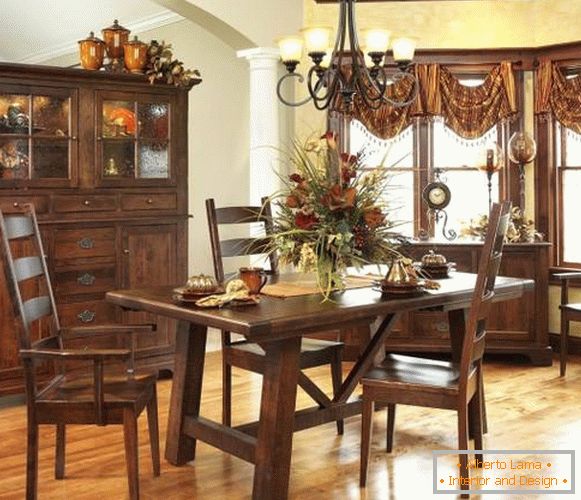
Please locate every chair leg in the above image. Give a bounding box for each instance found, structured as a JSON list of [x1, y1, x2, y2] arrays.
[[560, 313, 569, 377], [359, 393, 374, 488], [480, 367, 488, 434], [55, 424, 65, 480], [123, 408, 140, 500], [330, 348, 344, 435], [26, 422, 39, 500], [222, 361, 232, 426], [457, 405, 470, 498], [468, 391, 483, 464], [147, 385, 161, 477], [386, 404, 396, 453]]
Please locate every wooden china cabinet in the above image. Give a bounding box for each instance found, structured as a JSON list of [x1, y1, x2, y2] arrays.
[[0, 63, 198, 395]]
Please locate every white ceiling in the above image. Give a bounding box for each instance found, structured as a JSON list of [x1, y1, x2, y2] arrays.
[[0, 0, 182, 63]]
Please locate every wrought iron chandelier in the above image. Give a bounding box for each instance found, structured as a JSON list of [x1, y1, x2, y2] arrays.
[[276, 0, 419, 112]]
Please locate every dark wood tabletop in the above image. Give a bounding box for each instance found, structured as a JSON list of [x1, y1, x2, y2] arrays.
[[105, 271, 534, 500], [106, 272, 534, 342]]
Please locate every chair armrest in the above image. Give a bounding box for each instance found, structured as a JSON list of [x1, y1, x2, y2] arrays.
[[60, 323, 156, 340], [553, 272, 581, 281], [20, 348, 131, 362]]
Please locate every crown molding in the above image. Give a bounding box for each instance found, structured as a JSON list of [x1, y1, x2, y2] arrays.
[[18, 10, 183, 64]]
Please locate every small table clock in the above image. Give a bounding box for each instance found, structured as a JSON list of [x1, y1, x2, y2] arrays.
[[420, 171, 457, 241]]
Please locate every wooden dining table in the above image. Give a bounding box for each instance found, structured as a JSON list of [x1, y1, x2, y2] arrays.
[[106, 272, 533, 500]]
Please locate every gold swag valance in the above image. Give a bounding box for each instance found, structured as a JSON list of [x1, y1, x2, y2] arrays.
[[535, 58, 581, 134], [352, 61, 518, 140]]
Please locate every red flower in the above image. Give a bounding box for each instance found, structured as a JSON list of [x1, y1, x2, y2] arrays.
[[364, 207, 386, 229], [341, 166, 356, 184], [321, 185, 356, 211], [286, 195, 300, 208], [321, 131, 338, 150], [295, 212, 318, 229], [340, 153, 357, 166], [289, 173, 304, 183]]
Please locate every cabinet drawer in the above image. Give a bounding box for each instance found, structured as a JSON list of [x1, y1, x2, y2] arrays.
[[121, 193, 177, 211], [0, 196, 49, 213], [53, 195, 118, 213], [58, 300, 116, 326], [54, 228, 116, 259], [54, 267, 116, 297]]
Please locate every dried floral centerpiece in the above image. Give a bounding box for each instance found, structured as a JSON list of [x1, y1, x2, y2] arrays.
[[145, 40, 201, 87], [460, 206, 543, 243], [268, 132, 405, 299]]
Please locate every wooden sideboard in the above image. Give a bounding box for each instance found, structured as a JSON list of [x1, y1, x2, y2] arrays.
[[343, 241, 552, 365], [0, 63, 198, 395]]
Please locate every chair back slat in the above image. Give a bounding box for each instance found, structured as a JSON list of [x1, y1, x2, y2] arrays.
[[460, 201, 511, 386], [22, 296, 52, 326], [4, 215, 35, 240], [214, 206, 268, 225], [206, 197, 278, 283], [14, 256, 45, 282], [219, 237, 270, 258], [0, 204, 61, 349]]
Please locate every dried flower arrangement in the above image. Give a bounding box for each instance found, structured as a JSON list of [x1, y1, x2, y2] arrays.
[[267, 132, 406, 299], [460, 206, 543, 243], [145, 40, 201, 87]]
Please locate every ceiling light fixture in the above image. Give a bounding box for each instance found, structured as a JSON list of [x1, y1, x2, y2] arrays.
[[276, 0, 419, 111]]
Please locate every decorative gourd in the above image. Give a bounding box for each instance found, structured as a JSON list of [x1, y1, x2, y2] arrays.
[[185, 274, 219, 293], [421, 250, 448, 267]]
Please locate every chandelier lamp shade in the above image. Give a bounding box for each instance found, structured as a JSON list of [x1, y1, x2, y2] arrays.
[[276, 0, 419, 111]]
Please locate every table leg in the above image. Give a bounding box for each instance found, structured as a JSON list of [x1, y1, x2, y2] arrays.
[[448, 309, 468, 363], [165, 321, 207, 465], [252, 336, 302, 500]]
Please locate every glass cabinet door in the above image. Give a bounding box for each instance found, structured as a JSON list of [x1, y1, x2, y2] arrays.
[[0, 87, 76, 185], [98, 93, 173, 184]]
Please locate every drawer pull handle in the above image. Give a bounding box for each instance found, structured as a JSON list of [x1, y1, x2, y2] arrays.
[[436, 322, 449, 333], [123, 249, 130, 255], [77, 310, 96, 323], [13, 202, 19, 208], [77, 237, 94, 250], [77, 273, 96, 286], [146, 198, 153, 204], [83, 200, 91, 206]]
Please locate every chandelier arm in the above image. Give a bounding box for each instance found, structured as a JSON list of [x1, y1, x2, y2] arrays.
[[276, 72, 316, 108], [345, 1, 389, 107], [306, 66, 332, 103], [313, 70, 342, 111], [336, 0, 347, 54], [381, 70, 420, 108]]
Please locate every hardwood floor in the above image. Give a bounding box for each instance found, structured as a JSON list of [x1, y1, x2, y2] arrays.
[[0, 350, 579, 499]]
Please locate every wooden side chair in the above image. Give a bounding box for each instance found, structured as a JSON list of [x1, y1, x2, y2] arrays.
[[554, 272, 581, 376], [206, 198, 345, 433], [359, 201, 511, 493], [0, 204, 160, 500]]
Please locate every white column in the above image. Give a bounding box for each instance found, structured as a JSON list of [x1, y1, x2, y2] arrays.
[[237, 47, 282, 205]]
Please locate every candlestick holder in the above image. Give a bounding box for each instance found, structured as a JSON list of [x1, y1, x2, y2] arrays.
[[508, 131, 537, 212], [477, 143, 503, 212]]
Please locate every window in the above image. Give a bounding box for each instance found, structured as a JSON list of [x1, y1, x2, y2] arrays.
[[349, 74, 505, 241], [350, 120, 415, 236], [555, 123, 581, 266], [432, 118, 500, 238]]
